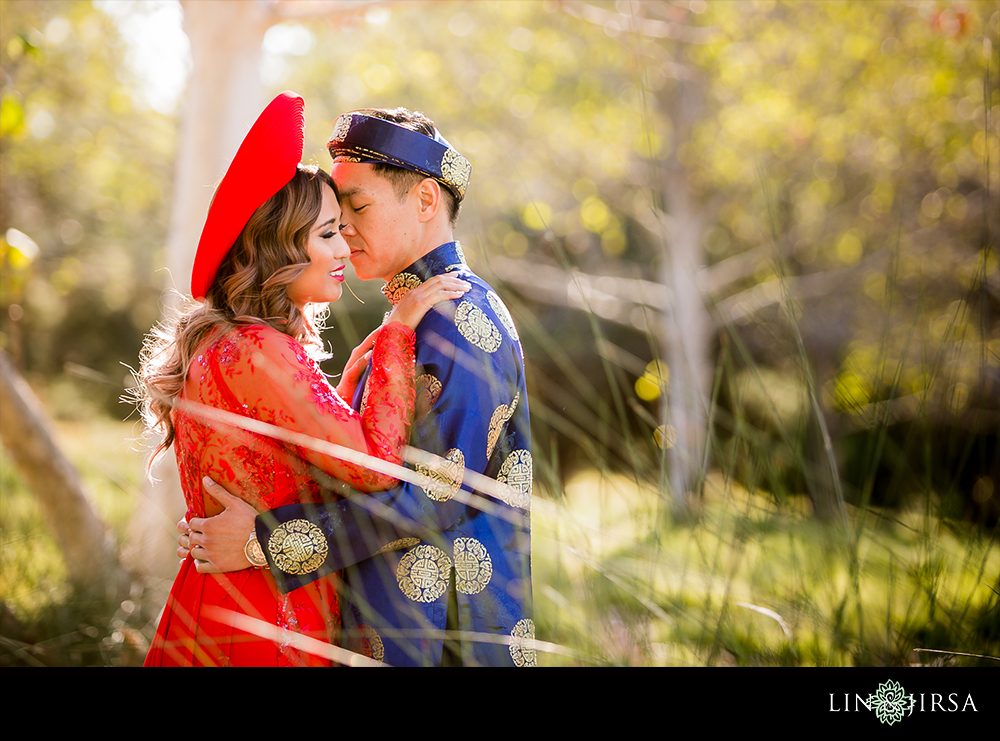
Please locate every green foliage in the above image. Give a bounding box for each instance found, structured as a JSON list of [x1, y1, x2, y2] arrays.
[[273, 1, 1000, 488]]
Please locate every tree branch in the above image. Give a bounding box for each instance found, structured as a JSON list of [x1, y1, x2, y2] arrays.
[[264, 0, 435, 22], [559, 0, 719, 44]]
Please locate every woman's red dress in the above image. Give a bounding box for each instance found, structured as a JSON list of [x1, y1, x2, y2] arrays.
[[144, 322, 415, 667]]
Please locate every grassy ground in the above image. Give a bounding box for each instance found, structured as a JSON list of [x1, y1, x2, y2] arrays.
[[534, 469, 999, 666], [0, 415, 152, 666], [1, 416, 997, 666]]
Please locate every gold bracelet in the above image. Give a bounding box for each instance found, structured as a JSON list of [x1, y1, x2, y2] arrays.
[[244, 530, 267, 568]]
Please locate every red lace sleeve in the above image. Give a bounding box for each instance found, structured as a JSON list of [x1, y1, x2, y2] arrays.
[[212, 323, 416, 492]]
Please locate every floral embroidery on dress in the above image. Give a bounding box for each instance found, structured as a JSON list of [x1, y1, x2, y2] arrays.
[[213, 335, 243, 367]]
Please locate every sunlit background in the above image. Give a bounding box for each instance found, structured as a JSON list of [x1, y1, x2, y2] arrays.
[[1, 0, 997, 666]]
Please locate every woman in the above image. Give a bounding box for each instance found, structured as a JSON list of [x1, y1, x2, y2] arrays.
[[139, 92, 469, 666]]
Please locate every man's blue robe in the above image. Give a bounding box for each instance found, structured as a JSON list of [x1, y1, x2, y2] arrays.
[[254, 242, 534, 666]]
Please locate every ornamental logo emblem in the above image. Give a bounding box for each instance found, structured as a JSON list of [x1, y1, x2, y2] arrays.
[[455, 300, 502, 353], [453, 537, 492, 595], [396, 544, 452, 602], [330, 113, 353, 144], [497, 449, 532, 508], [509, 618, 536, 667], [440, 148, 471, 197], [487, 291, 519, 341], [868, 680, 913, 725], [415, 447, 465, 502], [830, 679, 978, 720], [267, 519, 329, 575]]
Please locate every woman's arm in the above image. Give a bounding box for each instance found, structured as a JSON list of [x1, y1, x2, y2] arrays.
[[219, 275, 470, 493], [218, 323, 414, 492]]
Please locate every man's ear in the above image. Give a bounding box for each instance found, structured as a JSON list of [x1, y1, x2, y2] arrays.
[[415, 178, 441, 223]]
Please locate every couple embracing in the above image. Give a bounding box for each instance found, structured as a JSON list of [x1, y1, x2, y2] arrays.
[[139, 93, 534, 667]]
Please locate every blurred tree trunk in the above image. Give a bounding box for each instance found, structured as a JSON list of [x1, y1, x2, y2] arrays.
[[654, 42, 712, 511], [562, 1, 716, 510], [129, 0, 272, 579], [659, 162, 710, 510], [0, 349, 120, 587]]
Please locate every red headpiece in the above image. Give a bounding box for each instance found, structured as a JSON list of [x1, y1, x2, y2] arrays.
[[190, 91, 305, 300]]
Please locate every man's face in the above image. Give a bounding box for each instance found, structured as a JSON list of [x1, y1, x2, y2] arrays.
[[331, 162, 417, 282]]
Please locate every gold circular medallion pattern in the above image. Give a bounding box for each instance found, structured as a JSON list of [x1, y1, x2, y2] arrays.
[[382, 272, 423, 306], [487, 291, 519, 341], [345, 624, 384, 662], [497, 449, 532, 509], [487, 394, 520, 458], [415, 374, 442, 423], [376, 537, 421, 555], [453, 537, 492, 595], [486, 404, 508, 459], [509, 618, 537, 667], [267, 519, 329, 576], [416, 447, 465, 502], [455, 300, 502, 353], [396, 544, 452, 602], [440, 148, 471, 197]]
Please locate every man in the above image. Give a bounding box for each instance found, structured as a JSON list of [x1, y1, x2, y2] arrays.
[[179, 108, 534, 667]]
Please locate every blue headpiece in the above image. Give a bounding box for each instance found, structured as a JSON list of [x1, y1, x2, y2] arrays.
[[327, 111, 471, 201]]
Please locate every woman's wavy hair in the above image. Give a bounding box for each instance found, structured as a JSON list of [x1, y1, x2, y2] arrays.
[[137, 164, 336, 464]]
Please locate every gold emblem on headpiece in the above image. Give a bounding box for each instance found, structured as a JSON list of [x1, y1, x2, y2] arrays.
[[453, 537, 493, 595], [509, 618, 537, 667], [382, 272, 423, 306], [415, 447, 465, 502], [344, 623, 385, 662], [487, 292, 519, 341], [267, 519, 329, 576], [376, 537, 421, 555], [497, 449, 532, 509], [416, 374, 442, 423], [455, 300, 502, 353], [396, 544, 452, 602], [440, 148, 471, 198], [330, 114, 353, 144]]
